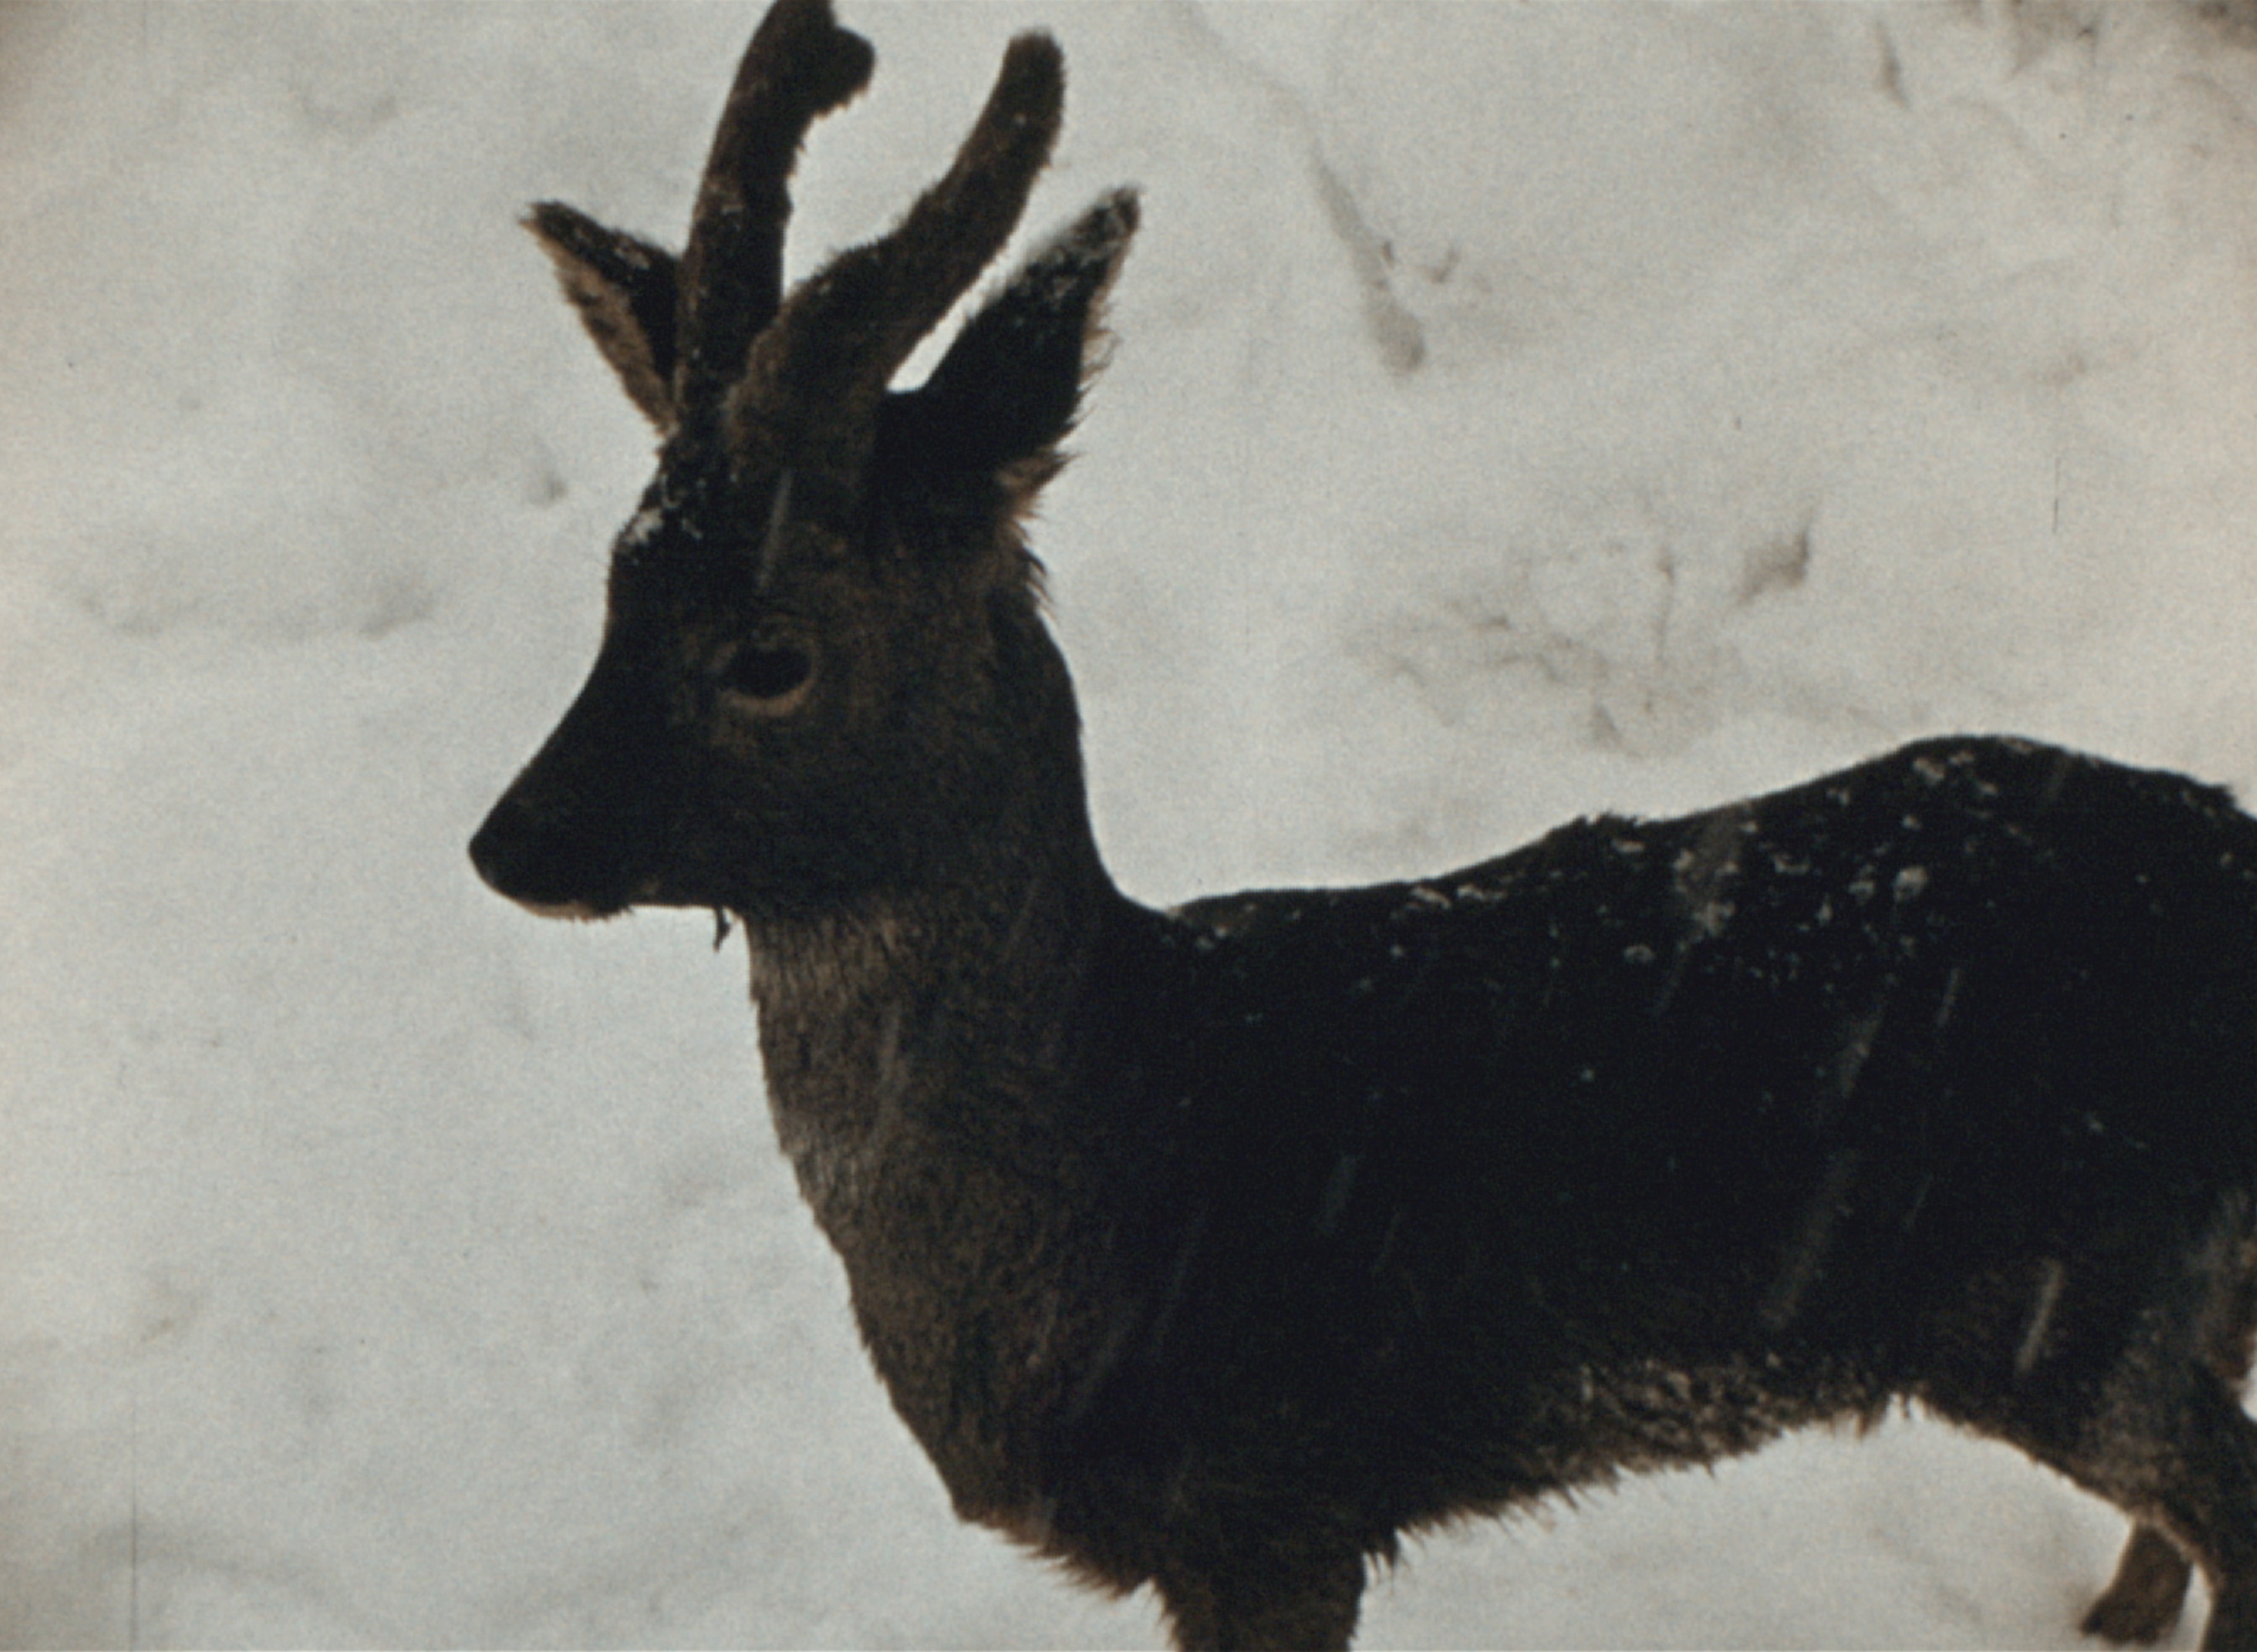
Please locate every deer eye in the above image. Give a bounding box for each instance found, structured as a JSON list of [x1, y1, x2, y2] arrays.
[[718, 640, 815, 710]]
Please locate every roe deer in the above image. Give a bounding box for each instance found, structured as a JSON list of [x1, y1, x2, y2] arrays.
[[470, 3, 2257, 1645]]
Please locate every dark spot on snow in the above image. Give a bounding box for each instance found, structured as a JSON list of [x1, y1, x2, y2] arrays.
[[138, 1272, 205, 1345], [1877, 21, 1909, 104], [526, 459, 568, 507], [2190, 0, 2257, 41], [359, 571, 437, 638], [1738, 528, 1811, 604], [290, 64, 404, 140], [1309, 155, 1427, 376]]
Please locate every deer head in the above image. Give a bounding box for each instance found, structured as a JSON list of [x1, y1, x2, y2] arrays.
[[470, 0, 1137, 926]]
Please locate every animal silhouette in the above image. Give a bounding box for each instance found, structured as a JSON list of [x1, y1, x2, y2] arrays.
[[470, 3, 2257, 1645]]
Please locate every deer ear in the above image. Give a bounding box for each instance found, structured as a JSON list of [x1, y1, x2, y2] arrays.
[[910, 189, 1139, 501], [525, 201, 682, 433]]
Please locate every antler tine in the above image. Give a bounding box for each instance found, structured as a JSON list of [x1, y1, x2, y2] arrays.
[[731, 32, 1066, 485], [676, 0, 874, 415]]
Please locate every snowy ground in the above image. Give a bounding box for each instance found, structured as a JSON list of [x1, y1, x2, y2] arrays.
[[6, 1, 2257, 1646]]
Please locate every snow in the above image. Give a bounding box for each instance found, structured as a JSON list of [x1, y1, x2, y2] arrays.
[[5, 1, 2256, 1646]]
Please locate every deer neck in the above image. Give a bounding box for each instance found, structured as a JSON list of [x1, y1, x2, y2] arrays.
[[740, 798, 1128, 1232]]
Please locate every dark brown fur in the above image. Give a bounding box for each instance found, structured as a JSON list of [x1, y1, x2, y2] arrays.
[[471, 5, 2257, 1646]]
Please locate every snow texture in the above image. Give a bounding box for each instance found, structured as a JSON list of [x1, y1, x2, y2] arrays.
[[5, 1, 2257, 1646]]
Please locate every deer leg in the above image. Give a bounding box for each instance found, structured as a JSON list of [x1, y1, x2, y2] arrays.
[[1154, 1548, 1365, 1652], [2141, 1385, 2257, 1651], [2039, 1378, 2257, 1651], [2083, 1523, 2194, 1646]]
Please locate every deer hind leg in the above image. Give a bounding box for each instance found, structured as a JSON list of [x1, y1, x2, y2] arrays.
[[2083, 1523, 2194, 1646], [2083, 1286, 2243, 1648], [2007, 1375, 2257, 1651], [2087, 1212, 2257, 1649], [2050, 1250, 2257, 1649], [2132, 1385, 2257, 1650], [1961, 1210, 2257, 1648]]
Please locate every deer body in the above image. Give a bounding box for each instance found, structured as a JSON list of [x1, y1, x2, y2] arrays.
[[747, 730, 2257, 1646], [470, 5, 2257, 1646]]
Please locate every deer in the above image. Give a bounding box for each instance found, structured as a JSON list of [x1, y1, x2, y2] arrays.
[[468, 3, 2257, 1646]]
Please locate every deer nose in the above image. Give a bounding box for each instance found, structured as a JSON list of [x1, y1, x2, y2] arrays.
[[468, 795, 621, 920]]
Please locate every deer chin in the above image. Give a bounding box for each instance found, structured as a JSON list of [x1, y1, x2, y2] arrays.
[[505, 894, 627, 922], [508, 875, 721, 922]]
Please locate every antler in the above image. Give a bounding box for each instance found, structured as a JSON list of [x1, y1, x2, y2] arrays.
[[729, 32, 1066, 491], [674, 0, 875, 416]]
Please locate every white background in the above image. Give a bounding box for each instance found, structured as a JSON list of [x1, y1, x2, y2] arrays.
[[5, 2, 2257, 1644]]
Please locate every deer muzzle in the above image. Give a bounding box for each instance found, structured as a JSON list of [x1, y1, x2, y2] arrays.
[[469, 643, 677, 919]]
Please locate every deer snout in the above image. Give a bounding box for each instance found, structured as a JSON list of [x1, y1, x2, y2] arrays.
[[470, 665, 674, 919], [468, 792, 630, 920]]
